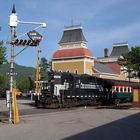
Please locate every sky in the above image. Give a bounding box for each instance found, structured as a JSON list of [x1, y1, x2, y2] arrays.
[[0, 0, 140, 68]]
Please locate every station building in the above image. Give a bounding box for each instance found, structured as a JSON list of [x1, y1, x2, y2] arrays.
[[52, 25, 94, 75], [94, 43, 129, 80], [52, 25, 138, 82]]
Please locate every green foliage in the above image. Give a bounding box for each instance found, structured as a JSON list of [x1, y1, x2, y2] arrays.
[[0, 41, 7, 64], [129, 47, 140, 72], [0, 63, 35, 92], [118, 46, 140, 78], [15, 64, 36, 80], [0, 74, 9, 89], [17, 77, 35, 92], [0, 63, 36, 80], [40, 57, 51, 80], [28, 77, 35, 90]]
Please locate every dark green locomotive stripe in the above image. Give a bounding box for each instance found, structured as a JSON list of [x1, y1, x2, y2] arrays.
[[113, 92, 132, 98]]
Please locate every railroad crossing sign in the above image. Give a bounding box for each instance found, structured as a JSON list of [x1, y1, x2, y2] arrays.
[[27, 30, 42, 41]]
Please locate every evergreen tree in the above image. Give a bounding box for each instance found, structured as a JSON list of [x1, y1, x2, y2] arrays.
[[118, 46, 140, 79], [40, 57, 50, 80], [28, 77, 35, 90], [0, 41, 7, 64]]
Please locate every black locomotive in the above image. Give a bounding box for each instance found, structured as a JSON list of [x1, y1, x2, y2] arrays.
[[35, 71, 136, 108]]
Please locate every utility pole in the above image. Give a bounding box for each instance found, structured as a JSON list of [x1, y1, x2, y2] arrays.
[[9, 5, 17, 124], [9, 4, 46, 124], [27, 30, 43, 99], [36, 45, 41, 99]]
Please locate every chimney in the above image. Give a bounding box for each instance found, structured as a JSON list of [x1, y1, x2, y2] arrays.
[[104, 48, 109, 57]]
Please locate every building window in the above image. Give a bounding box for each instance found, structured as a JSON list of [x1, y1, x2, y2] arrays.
[[116, 87, 119, 92], [66, 70, 70, 73], [74, 69, 78, 74], [124, 87, 126, 92], [120, 87, 123, 92]]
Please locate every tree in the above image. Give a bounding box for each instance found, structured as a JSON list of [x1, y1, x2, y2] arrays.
[[28, 77, 35, 90], [118, 46, 140, 79], [0, 75, 9, 89], [40, 57, 51, 80], [0, 41, 7, 64], [129, 47, 140, 77], [17, 77, 34, 92]]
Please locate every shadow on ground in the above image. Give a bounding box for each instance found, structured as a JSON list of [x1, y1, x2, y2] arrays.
[[0, 112, 9, 124], [63, 112, 140, 140]]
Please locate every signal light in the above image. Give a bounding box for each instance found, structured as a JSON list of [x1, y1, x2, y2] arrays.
[[12, 39, 40, 46], [22, 40, 27, 45]]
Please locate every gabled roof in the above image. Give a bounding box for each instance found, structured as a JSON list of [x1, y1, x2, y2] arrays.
[[94, 61, 118, 75], [59, 25, 87, 44], [52, 48, 93, 60], [110, 43, 129, 57]]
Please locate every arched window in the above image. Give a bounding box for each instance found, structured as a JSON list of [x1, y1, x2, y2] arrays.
[[120, 87, 123, 92], [66, 70, 70, 73], [124, 87, 126, 92], [74, 69, 78, 74], [116, 87, 119, 92]]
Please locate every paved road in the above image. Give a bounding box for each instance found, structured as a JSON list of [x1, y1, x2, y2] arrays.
[[0, 98, 76, 117], [0, 99, 140, 140]]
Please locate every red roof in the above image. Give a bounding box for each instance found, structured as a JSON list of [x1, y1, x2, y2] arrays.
[[105, 63, 121, 74], [53, 48, 93, 59]]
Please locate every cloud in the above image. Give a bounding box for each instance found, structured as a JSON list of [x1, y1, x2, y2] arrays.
[[88, 20, 140, 47], [2, 0, 140, 67]]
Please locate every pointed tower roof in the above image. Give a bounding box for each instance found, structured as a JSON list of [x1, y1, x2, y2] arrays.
[[12, 4, 16, 14], [110, 43, 129, 57], [53, 25, 93, 60], [59, 25, 87, 44]]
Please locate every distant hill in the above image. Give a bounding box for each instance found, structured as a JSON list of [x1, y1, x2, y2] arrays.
[[0, 63, 36, 80]]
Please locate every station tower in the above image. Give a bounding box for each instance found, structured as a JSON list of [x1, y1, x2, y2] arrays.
[[52, 25, 94, 75]]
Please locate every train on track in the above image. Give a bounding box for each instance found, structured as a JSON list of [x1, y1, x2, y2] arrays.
[[35, 71, 137, 108]]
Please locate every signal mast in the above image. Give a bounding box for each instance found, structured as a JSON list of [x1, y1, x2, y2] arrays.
[[9, 4, 46, 124]]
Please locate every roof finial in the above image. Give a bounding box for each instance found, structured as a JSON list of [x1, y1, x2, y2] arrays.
[[12, 4, 16, 14]]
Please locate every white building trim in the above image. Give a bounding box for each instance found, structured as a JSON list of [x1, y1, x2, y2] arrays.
[[52, 55, 94, 60], [84, 60, 86, 74], [52, 58, 93, 63], [93, 72, 119, 77], [59, 42, 87, 49]]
